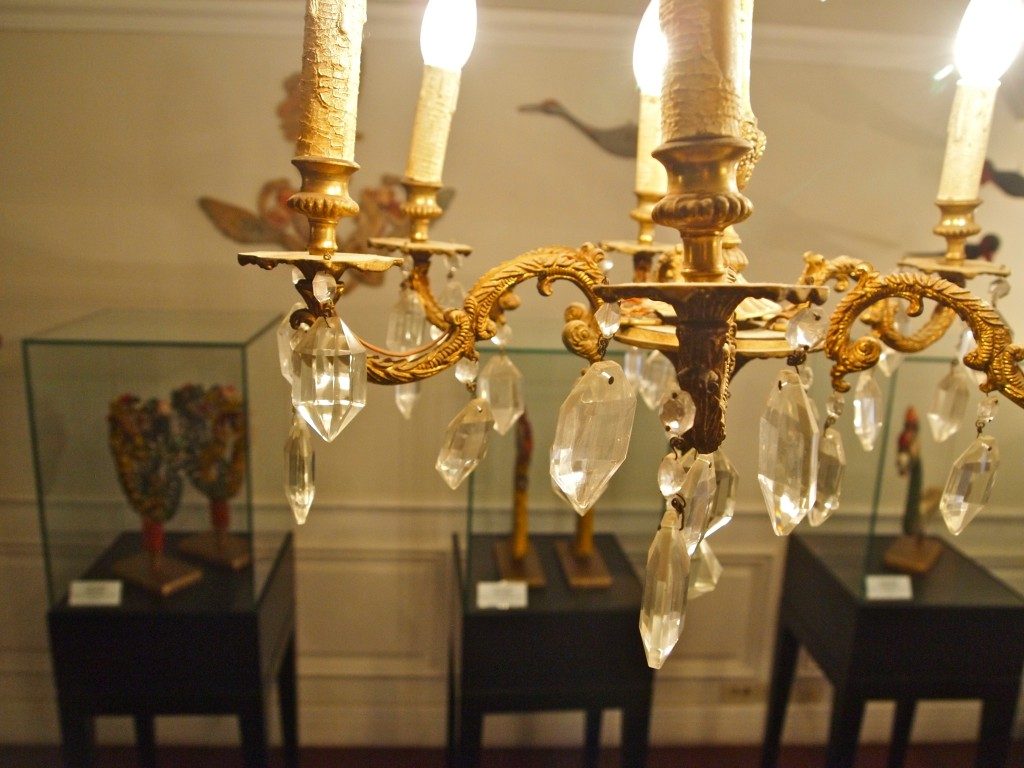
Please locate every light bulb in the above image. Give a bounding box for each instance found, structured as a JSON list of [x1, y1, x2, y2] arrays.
[[420, 0, 478, 71], [632, 0, 668, 96], [954, 0, 1024, 85]]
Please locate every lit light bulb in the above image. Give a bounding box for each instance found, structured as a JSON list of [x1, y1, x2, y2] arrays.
[[632, 0, 668, 96], [954, 0, 1024, 86], [420, 0, 478, 72]]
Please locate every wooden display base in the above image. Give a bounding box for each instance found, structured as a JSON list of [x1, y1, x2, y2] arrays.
[[493, 539, 546, 588], [884, 535, 944, 575], [555, 540, 613, 589], [178, 531, 251, 571], [110, 552, 202, 597]]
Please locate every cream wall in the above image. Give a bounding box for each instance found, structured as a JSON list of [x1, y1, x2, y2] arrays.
[[2, 0, 1024, 750]]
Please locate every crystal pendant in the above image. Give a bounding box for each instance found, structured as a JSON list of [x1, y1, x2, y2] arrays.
[[595, 302, 622, 337], [312, 272, 337, 303], [785, 307, 828, 349], [705, 450, 738, 538], [638, 351, 676, 410], [455, 357, 478, 385], [758, 369, 820, 535], [809, 427, 845, 527], [432, 280, 468, 340], [478, 354, 525, 435], [386, 290, 427, 352], [989, 277, 1010, 304], [436, 398, 495, 490], [276, 305, 305, 384], [798, 365, 814, 390], [687, 539, 722, 600], [926, 363, 972, 443], [658, 452, 686, 498], [491, 323, 513, 348], [678, 454, 716, 556], [826, 391, 845, 420], [977, 394, 998, 427], [550, 361, 637, 515], [284, 414, 315, 524], [623, 347, 644, 392], [394, 381, 420, 420], [877, 346, 903, 377], [639, 509, 689, 670], [291, 315, 367, 442], [660, 390, 696, 437], [852, 371, 883, 451], [940, 435, 1000, 535]]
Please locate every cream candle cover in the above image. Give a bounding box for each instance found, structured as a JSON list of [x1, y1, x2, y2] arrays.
[[295, 0, 366, 162], [635, 93, 668, 197], [937, 81, 998, 202], [404, 65, 461, 185], [660, 0, 751, 141]]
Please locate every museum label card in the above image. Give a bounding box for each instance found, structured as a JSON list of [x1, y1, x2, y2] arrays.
[[864, 574, 913, 601], [476, 580, 528, 610], [68, 580, 123, 607]]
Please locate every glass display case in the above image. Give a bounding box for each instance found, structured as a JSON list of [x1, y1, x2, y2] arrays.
[[23, 308, 288, 604]]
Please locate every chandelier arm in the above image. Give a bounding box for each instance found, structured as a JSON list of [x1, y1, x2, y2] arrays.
[[797, 252, 875, 292], [825, 272, 1024, 407], [868, 300, 957, 354]]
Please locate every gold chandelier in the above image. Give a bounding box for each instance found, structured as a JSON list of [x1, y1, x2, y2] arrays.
[[239, 0, 1024, 669]]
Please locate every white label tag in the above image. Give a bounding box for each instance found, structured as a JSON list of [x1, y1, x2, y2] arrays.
[[865, 574, 913, 601], [68, 580, 123, 607], [476, 580, 528, 610]]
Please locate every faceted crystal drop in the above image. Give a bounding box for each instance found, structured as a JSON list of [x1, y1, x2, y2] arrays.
[[432, 280, 468, 340], [639, 509, 689, 670], [977, 394, 999, 427], [852, 371, 883, 451], [291, 315, 367, 442], [491, 323, 513, 348], [276, 306, 304, 384], [877, 346, 903, 377], [312, 272, 337, 303], [284, 414, 315, 525], [958, 325, 976, 359], [658, 452, 686, 498], [595, 302, 622, 337], [785, 307, 828, 349], [478, 354, 525, 435], [386, 290, 427, 351], [940, 435, 1000, 535], [660, 390, 696, 437], [809, 427, 845, 527], [758, 369, 820, 535], [394, 381, 420, 420], [455, 357, 478, 385], [798, 366, 814, 390], [436, 398, 495, 490], [679, 454, 716, 555], [687, 539, 722, 600], [623, 347, 645, 392], [826, 391, 845, 420], [705, 450, 738, 538], [926, 363, 972, 443], [989, 278, 1010, 304], [550, 361, 637, 515], [638, 351, 676, 410]]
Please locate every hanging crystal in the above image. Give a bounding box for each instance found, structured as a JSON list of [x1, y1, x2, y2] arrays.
[[385, 288, 427, 352], [826, 391, 845, 420], [311, 272, 337, 303], [851, 371, 883, 451], [926, 362, 972, 443], [877, 346, 903, 377], [276, 306, 305, 384], [660, 390, 696, 437], [677, 454, 716, 556], [687, 539, 722, 600], [940, 434, 1000, 535], [436, 398, 495, 490], [478, 354, 526, 435], [623, 347, 644, 392], [284, 413, 315, 525], [797, 365, 814, 390], [455, 357, 478, 385], [491, 323, 513, 348], [291, 314, 367, 442], [594, 302, 622, 337], [989, 277, 1010, 304], [705, 450, 738, 538], [394, 382, 420, 421], [785, 307, 828, 349], [977, 394, 999, 427], [758, 369, 820, 535], [658, 452, 686, 498], [809, 426, 845, 527], [639, 508, 689, 670], [638, 351, 676, 410], [550, 361, 636, 515]]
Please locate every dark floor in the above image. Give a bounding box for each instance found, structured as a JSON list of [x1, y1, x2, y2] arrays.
[[0, 743, 1007, 768]]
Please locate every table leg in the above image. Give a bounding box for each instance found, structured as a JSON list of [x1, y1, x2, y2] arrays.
[[58, 706, 95, 768], [277, 635, 299, 768], [239, 699, 269, 768], [457, 706, 483, 768], [620, 702, 651, 768], [584, 709, 601, 768], [976, 696, 1015, 768], [887, 699, 916, 768], [761, 624, 800, 768], [133, 714, 157, 768], [824, 688, 865, 768]]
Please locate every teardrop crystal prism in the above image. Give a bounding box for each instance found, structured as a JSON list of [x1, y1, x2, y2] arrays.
[[386, 290, 427, 351], [809, 427, 845, 527], [638, 351, 676, 410], [478, 354, 525, 435], [785, 307, 828, 349], [291, 315, 367, 442], [394, 381, 420, 420], [550, 361, 637, 515], [660, 390, 696, 437], [639, 509, 689, 670], [284, 414, 315, 524], [436, 398, 495, 490], [658, 452, 686, 498], [977, 394, 999, 426], [432, 280, 468, 340], [852, 371, 883, 451], [877, 346, 903, 377], [758, 369, 820, 535], [276, 305, 305, 384], [940, 435, 999, 535], [679, 454, 716, 556], [926, 363, 972, 443], [705, 450, 738, 538], [595, 302, 622, 337], [491, 323, 513, 348], [687, 539, 722, 600], [623, 347, 644, 392], [455, 357, 478, 385]]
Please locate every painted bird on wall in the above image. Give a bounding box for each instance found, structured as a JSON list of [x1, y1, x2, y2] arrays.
[[518, 99, 638, 158]]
